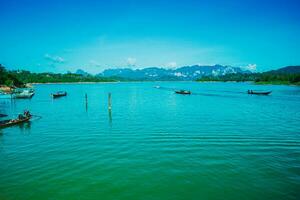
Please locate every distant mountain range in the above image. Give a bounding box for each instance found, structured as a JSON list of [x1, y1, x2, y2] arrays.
[[96, 65, 250, 81], [74, 65, 300, 81]]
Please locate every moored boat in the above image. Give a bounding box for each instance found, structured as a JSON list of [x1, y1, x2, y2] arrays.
[[13, 89, 35, 99], [14, 92, 35, 99], [52, 91, 67, 98], [175, 90, 191, 95], [247, 90, 272, 95]]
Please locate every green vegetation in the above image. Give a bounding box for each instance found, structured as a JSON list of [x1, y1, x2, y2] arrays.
[[0, 64, 118, 87], [254, 73, 300, 84], [2, 64, 300, 86], [12, 70, 117, 84], [0, 64, 24, 87], [197, 72, 300, 85]]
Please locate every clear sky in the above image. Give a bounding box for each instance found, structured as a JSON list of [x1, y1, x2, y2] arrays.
[[0, 0, 300, 73]]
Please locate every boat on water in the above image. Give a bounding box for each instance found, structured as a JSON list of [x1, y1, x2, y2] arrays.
[[247, 90, 272, 95], [13, 89, 35, 99], [175, 90, 191, 95], [0, 111, 32, 128], [52, 91, 67, 98]]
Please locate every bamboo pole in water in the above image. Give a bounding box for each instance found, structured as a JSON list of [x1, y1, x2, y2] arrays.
[[108, 93, 112, 110], [85, 93, 88, 103], [85, 93, 88, 111]]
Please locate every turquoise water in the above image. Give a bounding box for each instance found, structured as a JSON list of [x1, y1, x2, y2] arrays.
[[0, 82, 300, 200]]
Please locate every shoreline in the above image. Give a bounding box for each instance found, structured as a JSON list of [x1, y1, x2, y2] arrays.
[[197, 80, 300, 86], [30, 80, 196, 85], [4, 80, 299, 86], [31, 81, 119, 85]]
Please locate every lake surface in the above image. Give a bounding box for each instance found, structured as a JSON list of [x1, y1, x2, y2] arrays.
[[0, 82, 300, 200]]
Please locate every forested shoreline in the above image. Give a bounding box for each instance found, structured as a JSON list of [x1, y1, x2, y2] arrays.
[[197, 73, 300, 85], [1, 64, 300, 87], [0, 64, 118, 87]]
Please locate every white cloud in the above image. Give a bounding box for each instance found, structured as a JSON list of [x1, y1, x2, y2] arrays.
[[166, 61, 177, 68], [44, 54, 65, 64], [126, 57, 136, 66], [242, 64, 257, 71]]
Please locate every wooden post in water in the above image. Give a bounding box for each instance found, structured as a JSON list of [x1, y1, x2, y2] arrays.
[[108, 93, 112, 110], [108, 108, 112, 125], [85, 93, 88, 111], [108, 93, 112, 125], [108, 92, 112, 125]]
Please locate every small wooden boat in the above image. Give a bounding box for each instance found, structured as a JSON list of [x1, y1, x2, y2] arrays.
[[175, 90, 191, 95], [52, 91, 67, 98], [0, 116, 31, 128], [247, 90, 272, 95], [0, 111, 32, 128]]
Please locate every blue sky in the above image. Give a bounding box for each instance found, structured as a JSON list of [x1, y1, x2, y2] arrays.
[[0, 0, 300, 73]]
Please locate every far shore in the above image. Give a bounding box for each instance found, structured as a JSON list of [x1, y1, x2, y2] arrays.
[[26, 80, 300, 86], [197, 80, 300, 86], [196, 81, 252, 83], [2, 80, 299, 88], [30, 80, 195, 85], [31, 81, 119, 85]]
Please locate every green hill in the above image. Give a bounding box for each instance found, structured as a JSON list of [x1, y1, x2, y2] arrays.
[[197, 66, 300, 85]]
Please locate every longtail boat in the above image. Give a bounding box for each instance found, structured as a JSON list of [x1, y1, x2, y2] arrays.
[[52, 91, 67, 98], [247, 90, 272, 95], [175, 90, 191, 95], [0, 116, 31, 128]]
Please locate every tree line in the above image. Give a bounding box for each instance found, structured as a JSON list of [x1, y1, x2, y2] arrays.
[[0, 64, 118, 87], [1, 64, 300, 87], [197, 72, 300, 85]]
